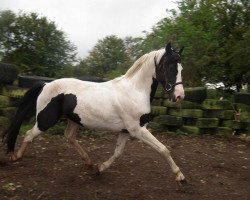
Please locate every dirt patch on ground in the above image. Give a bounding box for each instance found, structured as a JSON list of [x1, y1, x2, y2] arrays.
[[0, 133, 249, 200]]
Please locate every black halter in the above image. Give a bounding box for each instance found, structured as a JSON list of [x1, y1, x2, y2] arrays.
[[165, 81, 183, 92], [154, 57, 183, 92]]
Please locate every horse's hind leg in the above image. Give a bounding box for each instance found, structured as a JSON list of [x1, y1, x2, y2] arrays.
[[10, 124, 42, 161], [64, 120, 93, 168], [98, 132, 130, 172]]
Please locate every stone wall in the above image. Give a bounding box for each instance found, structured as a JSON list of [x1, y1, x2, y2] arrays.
[[150, 87, 250, 134], [0, 83, 249, 135]]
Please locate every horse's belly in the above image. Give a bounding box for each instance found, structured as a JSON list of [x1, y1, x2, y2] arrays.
[[81, 114, 125, 132], [75, 103, 125, 132]]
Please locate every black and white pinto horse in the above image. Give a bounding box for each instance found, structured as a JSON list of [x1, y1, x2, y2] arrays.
[[3, 43, 186, 184]]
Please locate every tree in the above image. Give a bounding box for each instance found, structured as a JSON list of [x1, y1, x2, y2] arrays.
[[0, 10, 77, 77], [138, 0, 250, 89], [80, 35, 130, 78], [0, 10, 16, 60], [212, 0, 250, 91], [123, 36, 143, 61]]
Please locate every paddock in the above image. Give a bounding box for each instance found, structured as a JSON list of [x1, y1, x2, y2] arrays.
[[0, 132, 249, 200]]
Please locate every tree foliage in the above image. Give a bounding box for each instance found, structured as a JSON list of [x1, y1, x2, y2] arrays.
[[0, 10, 77, 77], [138, 0, 250, 90], [79, 35, 130, 78], [1, 0, 249, 89]]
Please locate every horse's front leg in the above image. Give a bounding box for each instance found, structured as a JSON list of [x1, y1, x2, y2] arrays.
[[128, 126, 186, 184]]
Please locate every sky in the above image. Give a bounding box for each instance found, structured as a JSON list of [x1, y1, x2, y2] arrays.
[[1, 0, 178, 58]]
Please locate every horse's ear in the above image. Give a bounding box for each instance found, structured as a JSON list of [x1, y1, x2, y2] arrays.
[[179, 47, 184, 55], [165, 42, 172, 55]]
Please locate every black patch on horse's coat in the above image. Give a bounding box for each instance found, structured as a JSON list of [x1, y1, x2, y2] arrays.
[[37, 94, 63, 131], [37, 93, 82, 131], [139, 79, 158, 127], [62, 94, 82, 125], [140, 113, 151, 127], [150, 78, 158, 103], [121, 129, 129, 133]]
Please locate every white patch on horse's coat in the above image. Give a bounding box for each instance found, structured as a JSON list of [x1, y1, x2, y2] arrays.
[[177, 63, 183, 80], [174, 63, 185, 99]]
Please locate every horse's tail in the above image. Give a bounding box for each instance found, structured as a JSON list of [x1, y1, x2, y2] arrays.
[[2, 82, 45, 153]]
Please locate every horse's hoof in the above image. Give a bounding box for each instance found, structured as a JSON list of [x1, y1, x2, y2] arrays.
[[84, 164, 94, 170], [9, 154, 18, 162], [179, 179, 187, 185], [176, 177, 188, 187], [84, 164, 100, 175], [175, 171, 186, 186], [92, 164, 101, 175]]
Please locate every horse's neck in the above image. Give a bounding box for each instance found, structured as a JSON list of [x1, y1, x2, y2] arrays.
[[127, 61, 156, 99], [122, 50, 163, 102]]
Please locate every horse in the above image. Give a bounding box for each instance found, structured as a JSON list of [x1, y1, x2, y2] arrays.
[[2, 42, 186, 184]]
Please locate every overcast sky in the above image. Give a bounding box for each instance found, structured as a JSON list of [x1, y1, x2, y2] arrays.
[[1, 0, 177, 58]]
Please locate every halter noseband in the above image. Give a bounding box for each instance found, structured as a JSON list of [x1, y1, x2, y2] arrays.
[[165, 81, 183, 92], [154, 57, 183, 92]]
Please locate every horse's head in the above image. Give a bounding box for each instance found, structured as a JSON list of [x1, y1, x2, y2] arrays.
[[155, 43, 184, 102]]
